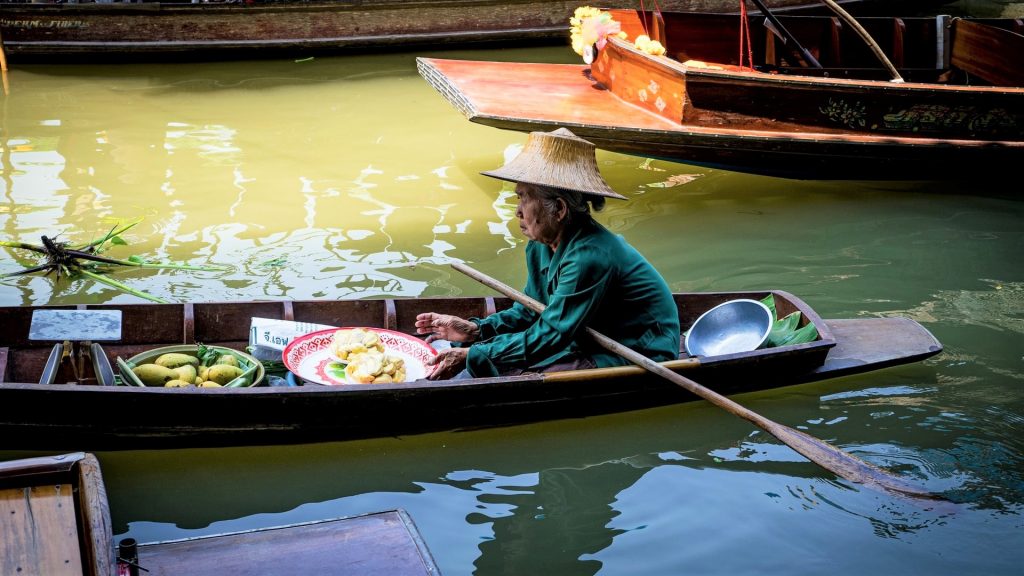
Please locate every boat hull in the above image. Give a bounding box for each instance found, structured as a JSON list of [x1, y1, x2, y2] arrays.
[[0, 293, 941, 450]]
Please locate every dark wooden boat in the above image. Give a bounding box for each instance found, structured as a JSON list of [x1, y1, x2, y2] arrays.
[[417, 9, 1024, 179], [0, 0, 944, 63], [0, 451, 441, 576], [0, 291, 942, 450]]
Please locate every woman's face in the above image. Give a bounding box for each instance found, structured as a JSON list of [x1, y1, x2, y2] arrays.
[[515, 183, 563, 247]]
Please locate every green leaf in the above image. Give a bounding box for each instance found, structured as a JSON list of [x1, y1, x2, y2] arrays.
[[326, 362, 347, 380], [760, 294, 777, 320], [767, 311, 802, 347], [196, 343, 221, 367], [225, 362, 258, 387], [127, 255, 147, 264], [109, 235, 128, 245], [260, 257, 287, 268], [775, 322, 819, 346]]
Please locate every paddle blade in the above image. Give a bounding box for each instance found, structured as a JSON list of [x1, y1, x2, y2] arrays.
[[762, 420, 933, 498]]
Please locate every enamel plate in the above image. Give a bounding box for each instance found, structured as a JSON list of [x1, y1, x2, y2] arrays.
[[283, 327, 437, 386]]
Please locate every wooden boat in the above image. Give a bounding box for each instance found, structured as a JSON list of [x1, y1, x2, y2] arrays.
[[0, 452, 113, 576], [0, 291, 941, 450], [417, 9, 1024, 179], [0, 0, 943, 63], [0, 452, 441, 576]]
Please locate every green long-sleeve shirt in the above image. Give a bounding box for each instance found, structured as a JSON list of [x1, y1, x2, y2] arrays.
[[466, 217, 680, 377]]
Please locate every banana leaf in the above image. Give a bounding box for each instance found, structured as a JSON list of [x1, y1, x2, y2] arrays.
[[760, 294, 819, 348]]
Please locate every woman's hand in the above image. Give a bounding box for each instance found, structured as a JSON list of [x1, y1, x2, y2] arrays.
[[415, 313, 479, 343], [426, 347, 468, 380]]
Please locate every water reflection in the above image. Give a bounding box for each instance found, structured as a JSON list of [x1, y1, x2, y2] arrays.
[[2, 54, 560, 305]]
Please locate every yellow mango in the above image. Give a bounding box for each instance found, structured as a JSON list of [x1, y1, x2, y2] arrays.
[[206, 364, 244, 385], [133, 364, 180, 387], [173, 364, 197, 383], [215, 354, 239, 367], [163, 379, 194, 388], [199, 381, 223, 388], [154, 353, 200, 369]]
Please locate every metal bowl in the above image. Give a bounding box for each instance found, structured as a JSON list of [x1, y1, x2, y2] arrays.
[[684, 299, 773, 357]]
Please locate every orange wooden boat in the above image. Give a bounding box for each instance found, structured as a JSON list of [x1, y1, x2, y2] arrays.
[[0, 291, 941, 450], [418, 9, 1024, 179]]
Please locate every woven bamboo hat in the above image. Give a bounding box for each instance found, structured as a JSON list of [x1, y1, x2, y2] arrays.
[[481, 128, 627, 200]]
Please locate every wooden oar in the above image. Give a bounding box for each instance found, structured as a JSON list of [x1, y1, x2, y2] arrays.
[[452, 262, 932, 498], [747, 0, 822, 69], [817, 0, 904, 83]]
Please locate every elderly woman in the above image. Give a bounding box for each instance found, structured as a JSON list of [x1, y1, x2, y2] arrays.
[[416, 128, 680, 379]]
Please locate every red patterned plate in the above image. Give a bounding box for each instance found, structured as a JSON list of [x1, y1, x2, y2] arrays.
[[283, 327, 437, 386]]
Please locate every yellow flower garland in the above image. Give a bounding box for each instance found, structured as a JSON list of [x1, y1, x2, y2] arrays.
[[569, 6, 666, 58]]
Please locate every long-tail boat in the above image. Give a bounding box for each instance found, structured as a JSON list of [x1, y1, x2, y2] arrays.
[[0, 291, 941, 450], [417, 9, 1024, 179], [0, 0, 944, 63], [0, 452, 441, 576]]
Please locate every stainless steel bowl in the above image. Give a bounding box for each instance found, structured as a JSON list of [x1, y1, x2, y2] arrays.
[[684, 299, 773, 357]]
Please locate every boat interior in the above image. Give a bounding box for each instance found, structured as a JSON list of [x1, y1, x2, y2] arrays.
[[0, 291, 817, 387]]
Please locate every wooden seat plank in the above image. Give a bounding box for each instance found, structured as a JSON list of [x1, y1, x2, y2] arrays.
[[0, 485, 84, 576]]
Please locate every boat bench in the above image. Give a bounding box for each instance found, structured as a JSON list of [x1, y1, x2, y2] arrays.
[[0, 483, 85, 576], [23, 309, 121, 385]]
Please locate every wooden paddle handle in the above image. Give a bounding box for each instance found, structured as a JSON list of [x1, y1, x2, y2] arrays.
[[818, 0, 904, 82]]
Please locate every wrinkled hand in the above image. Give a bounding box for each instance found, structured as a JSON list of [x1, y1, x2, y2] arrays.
[[426, 347, 468, 380], [415, 312, 479, 343]]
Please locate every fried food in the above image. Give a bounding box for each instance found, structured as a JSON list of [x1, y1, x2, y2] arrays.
[[346, 350, 406, 384], [330, 328, 385, 362]]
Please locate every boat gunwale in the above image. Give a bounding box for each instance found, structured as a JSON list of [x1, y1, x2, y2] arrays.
[[0, 289, 835, 390], [601, 35, 1024, 94]]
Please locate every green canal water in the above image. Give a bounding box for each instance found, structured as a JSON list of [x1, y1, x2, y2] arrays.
[[1, 40, 1022, 575]]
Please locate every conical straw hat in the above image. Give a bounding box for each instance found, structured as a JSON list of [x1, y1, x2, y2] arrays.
[[481, 128, 627, 200]]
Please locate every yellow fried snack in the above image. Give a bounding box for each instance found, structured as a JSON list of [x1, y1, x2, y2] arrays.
[[347, 350, 406, 384], [329, 328, 384, 362]]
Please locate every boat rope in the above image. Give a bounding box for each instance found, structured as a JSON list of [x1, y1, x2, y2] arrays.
[[634, 0, 667, 42], [738, 1, 754, 70], [638, 0, 650, 38]]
